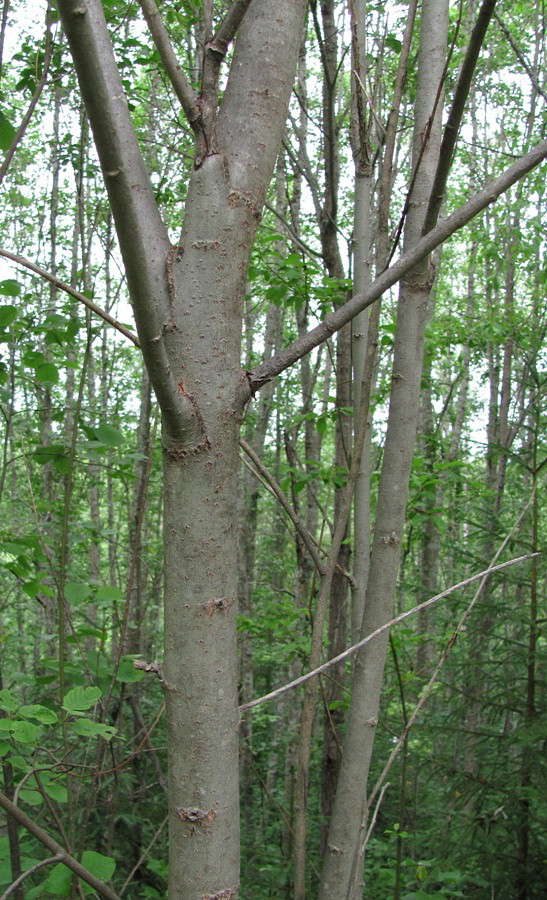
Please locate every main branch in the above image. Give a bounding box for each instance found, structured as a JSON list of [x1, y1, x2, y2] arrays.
[[57, 0, 199, 444]]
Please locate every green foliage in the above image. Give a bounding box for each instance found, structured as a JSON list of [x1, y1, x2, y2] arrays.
[[42, 851, 116, 896]]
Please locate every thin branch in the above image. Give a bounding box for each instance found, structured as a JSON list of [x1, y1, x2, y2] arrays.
[[239, 553, 537, 712], [357, 495, 537, 871], [239, 437, 327, 577], [0, 791, 120, 899], [248, 138, 547, 391], [0, 249, 140, 346], [0, 2, 54, 185], [119, 815, 168, 896], [137, 0, 201, 129], [364, 782, 390, 847], [494, 12, 547, 103], [213, 0, 254, 50], [0, 855, 63, 899], [241, 430, 354, 585], [424, 0, 499, 234]]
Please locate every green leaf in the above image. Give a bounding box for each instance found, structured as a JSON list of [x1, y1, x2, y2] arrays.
[[22, 579, 44, 598], [385, 35, 402, 53], [116, 656, 144, 684], [69, 626, 105, 641], [81, 850, 116, 890], [35, 362, 59, 385], [43, 862, 72, 895], [18, 704, 57, 725], [42, 779, 68, 803], [0, 110, 15, 151], [10, 720, 40, 743], [0, 689, 18, 712], [95, 423, 124, 447], [316, 415, 328, 435], [70, 718, 117, 741], [94, 585, 124, 604], [53, 453, 70, 474], [33, 443, 68, 466], [0, 303, 18, 324], [44, 852, 116, 898], [62, 686, 101, 715], [64, 582, 92, 605], [22, 349, 45, 366], [18, 786, 43, 806]]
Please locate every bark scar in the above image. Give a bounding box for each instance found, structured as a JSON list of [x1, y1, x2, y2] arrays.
[[165, 244, 184, 324], [228, 189, 261, 221], [177, 806, 216, 836], [204, 596, 235, 617]]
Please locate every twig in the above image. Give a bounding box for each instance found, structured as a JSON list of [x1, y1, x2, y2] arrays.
[[0, 3, 54, 185], [364, 781, 390, 847], [119, 815, 168, 896], [213, 0, 254, 49], [0, 854, 63, 899], [349, 496, 537, 888], [0, 249, 140, 346], [239, 437, 326, 576], [239, 553, 538, 712], [0, 791, 120, 899], [137, 0, 201, 129]]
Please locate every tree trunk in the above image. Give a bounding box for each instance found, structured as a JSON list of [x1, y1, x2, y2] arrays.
[[57, 1, 307, 894], [318, 2, 449, 895]]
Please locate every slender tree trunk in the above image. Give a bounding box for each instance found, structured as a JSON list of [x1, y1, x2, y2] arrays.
[[319, 3, 449, 895], [238, 293, 281, 881], [351, 0, 418, 644], [0, 668, 23, 899]]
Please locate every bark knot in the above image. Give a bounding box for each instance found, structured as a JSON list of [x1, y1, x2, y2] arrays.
[[177, 806, 216, 836], [162, 436, 211, 461], [191, 240, 220, 251], [327, 843, 344, 854], [228, 190, 261, 221], [204, 596, 235, 617]]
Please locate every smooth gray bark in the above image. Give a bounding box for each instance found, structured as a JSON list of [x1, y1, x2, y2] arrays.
[[57, 1, 307, 896]]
